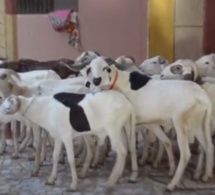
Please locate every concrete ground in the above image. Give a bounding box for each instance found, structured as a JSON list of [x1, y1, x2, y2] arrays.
[[0, 144, 215, 195]]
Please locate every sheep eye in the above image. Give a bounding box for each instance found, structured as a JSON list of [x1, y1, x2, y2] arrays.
[[107, 68, 111, 73], [171, 65, 182, 74], [103, 67, 111, 73], [205, 62, 209, 64], [153, 61, 157, 65]]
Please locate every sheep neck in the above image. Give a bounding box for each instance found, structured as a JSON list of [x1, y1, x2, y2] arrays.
[[109, 70, 131, 96]]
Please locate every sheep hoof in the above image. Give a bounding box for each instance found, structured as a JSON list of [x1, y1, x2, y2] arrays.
[[128, 171, 138, 183], [105, 186, 115, 194], [59, 159, 65, 165], [45, 179, 55, 186], [165, 184, 174, 192], [152, 162, 158, 169], [31, 171, 39, 177], [27, 144, 34, 148], [79, 172, 86, 179], [28, 155, 35, 161], [12, 154, 19, 159], [0, 150, 5, 156], [138, 157, 146, 165], [202, 174, 212, 182], [193, 173, 201, 181], [168, 170, 175, 177], [66, 183, 78, 192], [90, 163, 97, 168]]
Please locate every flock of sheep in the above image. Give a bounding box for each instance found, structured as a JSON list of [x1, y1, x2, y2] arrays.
[[0, 52, 215, 192]]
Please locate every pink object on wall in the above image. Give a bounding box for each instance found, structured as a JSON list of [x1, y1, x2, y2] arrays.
[[17, 0, 148, 64]]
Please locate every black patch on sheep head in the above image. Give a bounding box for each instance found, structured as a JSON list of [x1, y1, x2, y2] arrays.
[[129, 72, 151, 90], [85, 81, 91, 88], [54, 92, 90, 132], [183, 71, 204, 85], [86, 67, 91, 75], [0, 73, 7, 80]]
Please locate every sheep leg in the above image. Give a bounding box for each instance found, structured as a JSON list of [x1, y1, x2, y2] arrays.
[[11, 121, 19, 159], [59, 146, 65, 164], [125, 114, 138, 183], [19, 128, 32, 152], [148, 141, 157, 164], [0, 125, 7, 155], [193, 146, 204, 180], [139, 129, 150, 166], [92, 134, 106, 167], [99, 137, 110, 165], [153, 140, 165, 169], [31, 126, 42, 177], [40, 130, 48, 165], [79, 135, 93, 178], [151, 125, 175, 177], [27, 137, 33, 148], [75, 137, 84, 157], [107, 129, 127, 187], [46, 140, 63, 185], [18, 123, 26, 143], [202, 119, 214, 182], [76, 140, 86, 167], [166, 119, 191, 191], [64, 137, 78, 191]]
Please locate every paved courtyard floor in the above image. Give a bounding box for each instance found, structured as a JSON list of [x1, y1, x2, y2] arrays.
[[1, 145, 215, 195]]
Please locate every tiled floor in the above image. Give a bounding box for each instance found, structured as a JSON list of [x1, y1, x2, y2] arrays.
[[0, 144, 214, 195]]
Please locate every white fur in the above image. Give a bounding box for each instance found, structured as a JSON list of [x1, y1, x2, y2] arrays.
[[85, 56, 214, 191], [139, 56, 169, 75], [196, 53, 215, 77], [0, 90, 138, 191]]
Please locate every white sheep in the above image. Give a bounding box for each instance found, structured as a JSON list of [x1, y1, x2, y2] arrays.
[[195, 53, 215, 77], [0, 89, 138, 191], [84, 56, 214, 191], [0, 69, 61, 157], [139, 55, 169, 75], [160, 59, 215, 178], [115, 56, 141, 72], [0, 69, 86, 163]]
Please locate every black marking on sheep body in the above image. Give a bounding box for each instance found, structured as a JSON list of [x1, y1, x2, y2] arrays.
[[54, 93, 90, 132], [129, 71, 151, 90]]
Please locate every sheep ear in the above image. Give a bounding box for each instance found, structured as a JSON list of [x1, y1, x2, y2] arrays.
[[0, 73, 7, 80], [126, 56, 135, 63], [94, 51, 100, 56], [158, 56, 166, 64]]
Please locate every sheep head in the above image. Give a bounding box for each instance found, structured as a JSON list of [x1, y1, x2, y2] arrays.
[[195, 53, 215, 77], [0, 69, 22, 97], [139, 55, 169, 75], [115, 55, 135, 66], [84, 56, 118, 91], [160, 59, 203, 84], [0, 95, 20, 115]]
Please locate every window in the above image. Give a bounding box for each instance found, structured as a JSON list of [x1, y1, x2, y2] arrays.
[[17, 0, 54, 14], [16, 0, 78, 14], [54, 0, 78, 12]]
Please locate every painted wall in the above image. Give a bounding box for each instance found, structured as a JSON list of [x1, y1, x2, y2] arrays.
[[148, 0, 174, 62], [17, 0, 148, 63], [0, 0, 6, 58], [174, 0, 204, 60]]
